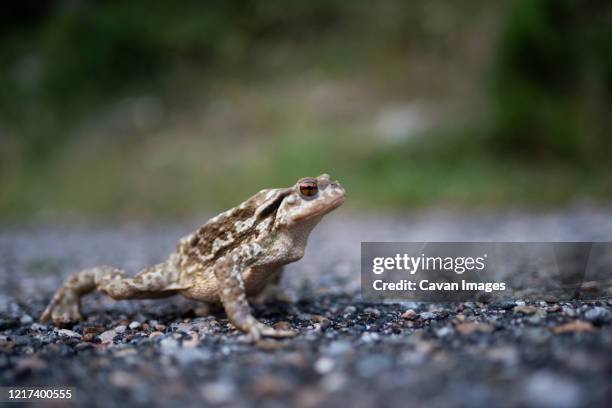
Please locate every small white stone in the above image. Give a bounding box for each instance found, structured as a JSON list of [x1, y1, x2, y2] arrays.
[[56, 329, 82, 339], [129, 321, 141, 330], [100, 329, 117, 343], [30, 323, 46, 331], [314, 357, 335, 374], [20, 314, 34, 324]]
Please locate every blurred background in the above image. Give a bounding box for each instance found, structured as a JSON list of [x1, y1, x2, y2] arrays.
[[1, 0, 611, 221]]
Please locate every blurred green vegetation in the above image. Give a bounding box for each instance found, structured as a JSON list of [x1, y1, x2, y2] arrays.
[[486, 0, 612, 163], [1, 0, 358, 160], [1, 0, 611, 220]]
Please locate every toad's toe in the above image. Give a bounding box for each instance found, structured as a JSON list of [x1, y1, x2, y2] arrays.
[[40, 288, 82, 324], [256, 322, 295, 338]]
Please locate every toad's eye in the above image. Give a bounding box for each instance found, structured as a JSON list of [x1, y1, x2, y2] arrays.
[[299, 180, 318, 197]]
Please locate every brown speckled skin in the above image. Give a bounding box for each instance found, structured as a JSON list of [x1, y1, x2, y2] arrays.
[[41, 174, 345, 339]]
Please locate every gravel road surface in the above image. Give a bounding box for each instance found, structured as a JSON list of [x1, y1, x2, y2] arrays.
[[1, 207, 611, 407]]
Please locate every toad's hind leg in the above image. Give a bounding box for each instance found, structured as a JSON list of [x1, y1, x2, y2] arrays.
[[41, 258, 184, 324]]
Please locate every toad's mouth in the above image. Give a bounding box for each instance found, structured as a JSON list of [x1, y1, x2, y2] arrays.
[[293, 194, 346, 222], [327, 194, 346, 211]]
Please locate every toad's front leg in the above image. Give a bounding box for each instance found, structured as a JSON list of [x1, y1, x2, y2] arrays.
[[214, 245, 295, 340]]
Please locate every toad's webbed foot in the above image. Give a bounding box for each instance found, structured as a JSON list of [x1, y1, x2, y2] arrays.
[[250, 321, 295, 340]]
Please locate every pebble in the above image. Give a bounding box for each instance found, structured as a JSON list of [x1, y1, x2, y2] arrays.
[[99, 329, 117, 344], [115, 325, 127, 334], [83, 327, 102, 334], [314, 357, 335, 374], [401, 309, 417, 320], [311, 315, 331, 329], [363, 307, 381, 318], [562, 305, 576, 317], [129, 321, 141, 330], [56, 329, 81, 339], [552, 320, 594, 334], [513, 305, 537, 315], [174, 322, 193, 333], [20, 314, 33, 324], [149, 331, 164, 339], [495, 300, 516, 310], [343, 306, 357, 316], [30, 323, 46, 331], [584, 307, 610, 324], [420, 312, 435, 320]]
